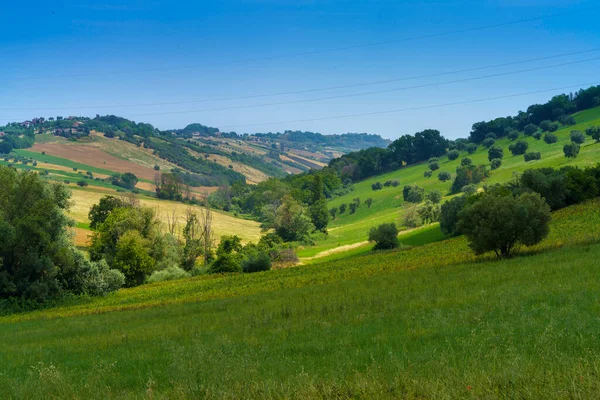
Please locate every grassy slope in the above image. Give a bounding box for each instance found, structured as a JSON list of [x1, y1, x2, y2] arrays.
[[299, 106, 600, 257], [2, 214, 600, 397]]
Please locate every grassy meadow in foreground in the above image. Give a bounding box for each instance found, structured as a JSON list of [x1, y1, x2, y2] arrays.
[[1, 242, 600, 398]]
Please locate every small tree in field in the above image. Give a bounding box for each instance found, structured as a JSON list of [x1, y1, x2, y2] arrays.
[[570, 130, 585, 144], [438, 171, 451, 182], [339, 203, 347, 214], [457, 192, 551, 257], [368, 223, 399, 250], [466, 143, 478, 154], [329, 207, 337, 220], [365, 198, 373, 208], [543, 133, 558, 144], [447, 149, 460, 160], [488, 145, 503, 161], [563, 143, 580, 159]]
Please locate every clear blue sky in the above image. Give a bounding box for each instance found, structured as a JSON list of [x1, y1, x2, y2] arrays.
[[1, 0, 599, 140]]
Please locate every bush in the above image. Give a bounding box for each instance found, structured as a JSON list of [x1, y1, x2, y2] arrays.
[[461, 157, 472, 166], [540, 120, 552, 131], [403, 185, 424, 203], [242, 253, 272, 273], [384, 179, 400, 187], [509, 140, 528, 156], [532, 132, 542, 140], [570, 130, 585, 144], [524, 152, 541, 162], [368, 223, 399, 250], [425, 190, 442, 204], [524, 124, 538, 135], [488, 145, 503, 161], [417, 200, 441, 224], [147, 266, 190, 283], [428, 161, 440, 171], [209, 254, 242, 273], [77, 180, 88, 187], [507, 130, 519, 141], [76, 259, 125, 296], [466, 143, 478, 154], [485, 133, 497, 140], [563, 143, 580, 159], [447, 150, 460, 160], [154, 164, 160, 171], [490, 158, 502, 170], [543, 133, 558, 144], [438, 171, 451, 182], [482, 138, 495, 148], [423, 170, 432, 178], [586, 126, 600, 142], [371, 182, 383, 191], [462, 184, 477, 195], [457, 192, 551, 257], [547, 122, 560, 132]]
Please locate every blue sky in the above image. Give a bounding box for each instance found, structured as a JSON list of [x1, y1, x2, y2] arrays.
[[1, 0, 598, 139]]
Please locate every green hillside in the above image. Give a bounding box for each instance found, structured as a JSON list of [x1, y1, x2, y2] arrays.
[[299, 106, 600, 258], [1, 199, 599, 398]]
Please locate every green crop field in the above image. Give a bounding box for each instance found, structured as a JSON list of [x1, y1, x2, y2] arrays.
[[297, 106, 600, 258], [1, 199, 600, 398]]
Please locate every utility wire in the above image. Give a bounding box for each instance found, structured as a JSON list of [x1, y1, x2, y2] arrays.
[[7, 6, 598, 81], [121, 56, 600, 116], [3, 48, 599, 111], [216, 82, 600, 130]]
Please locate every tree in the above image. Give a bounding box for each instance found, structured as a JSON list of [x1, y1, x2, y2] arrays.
[[587, 126, 600, 142], [368, 223, 399, 250], [428, 160, 440, 171], [462, 184, 477, 195], [339, 203, 347, 214], [425, 190, 442, 204], [274, 196, 314, 241], [349, 202, 358, 214], [461, 157, 472, 166], [447, 150, 460, 161], [181, 209, 204, 270], [509, 140, 528, 156], [423, 170, 432, 178], [439, 195, 468, 236], [154, 165, 160, 171], [488, 145, 503, 161], [310, 198, 329, 232], [457, 192, 551, 257], [403, 185, 424, 203], [507, 130, 519, 141], [540, 120, 552, 131], [482, 138, 495, 148], [371, 182, 383, 191], [524, 152, 541, 162], [438, 171, 451, 182], [353, 197, 361, 207], [329, 207, 338, 219], [417, 200, 441, 224], [466, 143, 478, 154], [490, 158, 502, 170], [88, 196, 127, 229], [112, 230, 156, 286], [532, 132, 542, 140], [77, 180, 88, 187], [365, 198, 373, 208], [570, 130, 585, 144], [563, 143, 580, 159], [543, 133, 558, 144], [524, 124, 538, 136]]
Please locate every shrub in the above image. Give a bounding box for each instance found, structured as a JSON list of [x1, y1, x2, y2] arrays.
[[242, 253, 271, 273], [461, 157, 472, 167], [485, 133, 497, 140], [457, 192, 551, 257], [509, 140, 528, 156], [524, 124, 538, 135], [490, 158, 502, 170], [462, 184, 477, 195], [423, 170, 432, 178], [488, 145, 503, 161], [349, 202, 358, 214], [447, 150, 460, 161], [438, 171, 451, 182], [482, 138, 495, 148], [570, 130, 585, 144], [563, 143, 580, 159], [540, 120, 552, 131], [507, 130, 519, 141], [466, 143, 478, 154], [403, 185, 424, 203], [532, 132, 542, 140], [365, 198, 373, 208], [586, 126, 600, 142], [209, 254, 242, 273], [76, 180, 88, 187], [339, 203, 347, 214], [547, 122, 560, 132], [428, 161, 440, 171], [75, 259, 125, 296], [154, 164, 160, 171], [371, 182, 383, 191], [147, 266, 190, 283], [425, 190, 442, 204], [543, 133, 558, 144], [384, 180, 400, 187], [524, 152, 541, 162], [417, 200, 441, 224], [368, 223, 399, 250], [451, 164, 488, 194]]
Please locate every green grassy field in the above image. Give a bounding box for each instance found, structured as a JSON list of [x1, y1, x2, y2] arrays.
[[297, 106, 600, 257], [1, 231, 600, 397]]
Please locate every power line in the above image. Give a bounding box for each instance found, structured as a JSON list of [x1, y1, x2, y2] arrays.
[[216, 82, 599, 130], [7, 6, 598, 81], [3, 48, 599, 111], [121, 56, 600, 116]]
